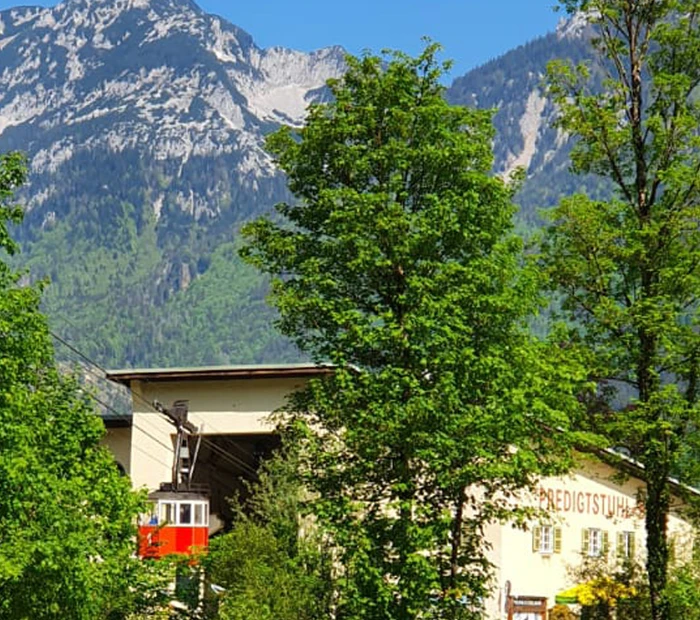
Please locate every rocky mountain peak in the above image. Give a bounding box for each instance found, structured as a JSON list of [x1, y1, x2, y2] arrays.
[[0, 0, 349, 367], [556, 11, 593, 40], [37, 0, 202, 19], [0, 0, 345, 213]]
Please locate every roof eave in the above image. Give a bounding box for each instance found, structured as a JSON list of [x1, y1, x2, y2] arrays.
[[105, 363, 334, 386]]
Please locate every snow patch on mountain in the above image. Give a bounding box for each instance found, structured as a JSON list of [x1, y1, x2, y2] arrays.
[[207, 17, 241, 64], [35, 11, 56, 29], [10, 7, 40, 27], [236, 46, 344, 125], [0, 33, 17, 51], [153, 193, 164, 220], [32, 140, 74, 173], [0, 88, 50, 136], [203, 84, 244, 130]]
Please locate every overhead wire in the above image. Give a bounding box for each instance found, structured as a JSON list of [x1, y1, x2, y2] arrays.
[[60, 344, 258, 479], [50, 329, 260, 480], [123, 381, 260, 479], [194, 416, 262, 470], [132, 444, 172, 470], [52, 339, 180, 455], [51, 333, 188, 469]]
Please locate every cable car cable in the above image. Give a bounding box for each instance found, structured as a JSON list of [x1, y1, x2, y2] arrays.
[[50, 330, 262, 479], [54, 326, 272, 477], [51, 339, 188, 455], [127, 388, 259, 478], [109, 368, 262, 478]]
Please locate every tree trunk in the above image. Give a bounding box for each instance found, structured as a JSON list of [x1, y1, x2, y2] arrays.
[[449, 490, 465, 591], [645, 452, 671, 620], [396, 453, 415, 620]]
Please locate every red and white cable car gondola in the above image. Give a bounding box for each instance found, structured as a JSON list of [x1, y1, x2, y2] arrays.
[[138, 491, 209, 558], [138, 400, 210, 559]]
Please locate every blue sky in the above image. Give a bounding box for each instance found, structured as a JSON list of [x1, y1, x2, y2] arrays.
[[0, 0, 563, 79]]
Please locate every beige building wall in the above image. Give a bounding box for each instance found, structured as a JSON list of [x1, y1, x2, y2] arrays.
[[485, 455, 694, 619], [102, 426, 132, 475], [103, 367, 696, 620], [128, 376, 308, 490]]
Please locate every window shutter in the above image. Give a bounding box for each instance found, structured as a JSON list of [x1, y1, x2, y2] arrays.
[[629, 532, 636, 558], [532, 526, 541, 552], [617, 532, 624, 557], [581, 528, 590, 555], [554, 527, 562, 554], [602, 530, 610, 555]]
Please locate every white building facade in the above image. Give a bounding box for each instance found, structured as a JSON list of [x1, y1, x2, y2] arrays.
[[484, 457, 695, 618], [104, 364, 696, 619]]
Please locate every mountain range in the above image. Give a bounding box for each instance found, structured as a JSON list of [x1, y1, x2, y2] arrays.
[[0, 0, 593, 368]]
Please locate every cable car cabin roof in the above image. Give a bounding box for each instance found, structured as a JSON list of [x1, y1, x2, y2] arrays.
[[147, 490, 209, 501], [106, 363, 334, 385]]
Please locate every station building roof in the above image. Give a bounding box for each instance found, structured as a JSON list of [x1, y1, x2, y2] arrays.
[[106, 363, 333, 385]]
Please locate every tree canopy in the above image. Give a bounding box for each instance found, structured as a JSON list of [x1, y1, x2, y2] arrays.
[[544, 2, 700, 619], [0, 152, 156, 619], [242, 44, 583, 619]]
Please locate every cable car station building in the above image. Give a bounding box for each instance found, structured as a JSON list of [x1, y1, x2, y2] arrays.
[[483, 455, 696, 618], [104, 364, 697, 619], [105, 364, 330, 533]]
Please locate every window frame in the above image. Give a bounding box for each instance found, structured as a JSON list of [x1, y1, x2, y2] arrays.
[[533, 524, 562, 555], [193, 502, 209, 526], [620, 530, 635, 558], [155, 500, 209, 527], [585, 528, 609, 557], [589, 528, 602, 556], [159, 501, 176, 525], [178, 502, 193, 526], [540, 525, 554, 554]]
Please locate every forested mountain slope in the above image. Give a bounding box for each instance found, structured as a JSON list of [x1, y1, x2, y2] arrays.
[[446, 14, 597, 222], [0, 0, 344, 366], [0, 0, 593, 367]]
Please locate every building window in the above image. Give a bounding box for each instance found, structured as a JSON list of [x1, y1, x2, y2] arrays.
[[541, 525, 553, 553], [582, 528, 609, 557], [532, 525, 562, 554], [590, 529, 602, 556], [617, 531, 636, 558]]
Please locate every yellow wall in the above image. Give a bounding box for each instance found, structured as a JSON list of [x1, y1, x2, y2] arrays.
[[128, 376, 308, 490]]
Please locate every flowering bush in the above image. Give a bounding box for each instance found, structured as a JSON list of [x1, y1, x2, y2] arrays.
[[549, 603, 577, 620], [560, 556, 647, 620], [575, 576, 636, 607]]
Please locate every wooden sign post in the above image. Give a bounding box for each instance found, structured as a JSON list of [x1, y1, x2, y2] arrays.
[[506, 595, 548, 620]]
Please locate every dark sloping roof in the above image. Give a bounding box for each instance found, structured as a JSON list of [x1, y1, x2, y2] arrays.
[[102, 414, 132, 429], [581, 444, 700, 500], [106, 363, 333, 385]]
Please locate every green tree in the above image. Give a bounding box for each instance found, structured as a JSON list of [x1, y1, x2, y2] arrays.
[[0, 152, 154, 619], [665, 552, 700, 620], [242, 44, 583, 619], [205, 449, 333, 620], [544, 3, 700, 619]]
